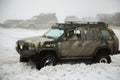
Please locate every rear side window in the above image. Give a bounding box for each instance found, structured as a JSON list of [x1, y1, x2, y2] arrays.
[[84, 29, 93, 40], [84, 29, 99, 41], [93, 30, 99, 41], [100, 29, 112, 40]]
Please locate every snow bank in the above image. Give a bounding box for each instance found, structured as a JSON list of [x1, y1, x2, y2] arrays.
[[0, 62, 120, 80], [113, 29, 120, 50], [0, 28, 120, 80]]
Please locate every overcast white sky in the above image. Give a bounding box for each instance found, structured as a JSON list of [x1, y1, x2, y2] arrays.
[[0, 0, 120, 23]]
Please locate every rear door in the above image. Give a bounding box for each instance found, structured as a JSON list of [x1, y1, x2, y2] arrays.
[[81, 28, 100, 57]]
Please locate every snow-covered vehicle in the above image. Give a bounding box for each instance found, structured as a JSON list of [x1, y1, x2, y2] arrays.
[[16, 22, 119, 70]]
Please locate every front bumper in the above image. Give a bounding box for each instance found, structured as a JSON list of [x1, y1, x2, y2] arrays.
[[16, 48, 35, 58], [16, 41, 37, 58]]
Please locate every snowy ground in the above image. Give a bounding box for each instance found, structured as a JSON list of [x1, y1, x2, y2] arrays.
[[0, 28, 120, 80]]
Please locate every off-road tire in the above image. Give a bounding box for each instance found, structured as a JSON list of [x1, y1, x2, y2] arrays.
[[36, 55, 56, 70], [20, 56, 29, 62], [93, 52, 111, 63]]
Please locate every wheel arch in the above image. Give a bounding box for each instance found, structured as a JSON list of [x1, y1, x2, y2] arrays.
[[36, 49, 58, 59], [93, 47, 111, 57]]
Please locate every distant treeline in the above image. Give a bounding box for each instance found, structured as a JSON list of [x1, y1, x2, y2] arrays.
[[96, 12, 120, 26], [0, 13, 58, 29], [0, 12, 120, 29]]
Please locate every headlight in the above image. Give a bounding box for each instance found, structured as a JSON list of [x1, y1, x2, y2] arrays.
[[20, 45, 23, 49]]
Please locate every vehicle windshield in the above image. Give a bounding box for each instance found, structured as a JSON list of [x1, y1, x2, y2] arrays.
[[44, 28, 64, 39]]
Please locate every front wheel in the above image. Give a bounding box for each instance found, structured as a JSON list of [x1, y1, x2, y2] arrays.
[[36, 55, 56, 70]]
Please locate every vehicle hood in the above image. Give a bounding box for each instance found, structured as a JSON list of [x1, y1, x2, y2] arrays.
[[19, 36, 54, 43]]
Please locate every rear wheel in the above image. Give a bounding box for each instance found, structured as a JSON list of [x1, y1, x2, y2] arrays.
[[98, 55, 111, 63], [36, 55, 56, 70], [20, 56, 29, 62], [93, 52, 111, 63]]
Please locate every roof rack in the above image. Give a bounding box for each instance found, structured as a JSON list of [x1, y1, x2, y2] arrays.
[[65, 21, 106, 25], [53, 21, 108, 29]]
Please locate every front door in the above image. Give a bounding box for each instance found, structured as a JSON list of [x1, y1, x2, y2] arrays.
[[58, 29, 84, 58], [81, 29, 100, 57]]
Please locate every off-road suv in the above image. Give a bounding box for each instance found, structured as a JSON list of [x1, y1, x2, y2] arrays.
[[16, 22, 119, 70]]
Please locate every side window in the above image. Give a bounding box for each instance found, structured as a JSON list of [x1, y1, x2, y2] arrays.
[[68, 30, 81, 40], [62, 29, 81, 41], [75, 29, 81, 40], [84, 29, 93, 40], [100, 29, 112, 40]]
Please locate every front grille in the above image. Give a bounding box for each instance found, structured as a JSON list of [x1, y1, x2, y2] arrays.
[[23, 45, 29, 50]]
